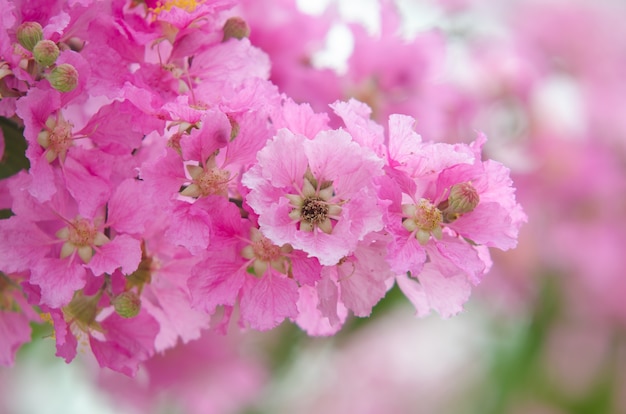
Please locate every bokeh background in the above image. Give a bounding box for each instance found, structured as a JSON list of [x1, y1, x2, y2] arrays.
[[2, 0, 626, 413]]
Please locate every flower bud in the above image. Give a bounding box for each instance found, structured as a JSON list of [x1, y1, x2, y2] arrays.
[[113, 291, 141, 318], [48, 63, 78, 92], [442, 182, 479, 222], [32, 40, 59, 67], [223, 17, 250, 41], [16, 22, 43, 51]]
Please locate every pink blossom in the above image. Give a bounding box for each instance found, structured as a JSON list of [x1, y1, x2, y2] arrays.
[[0, 171, 141, 308], [188, 197, 321, 330], [384, 115, 525, 316], [243, 126, 385, 266]]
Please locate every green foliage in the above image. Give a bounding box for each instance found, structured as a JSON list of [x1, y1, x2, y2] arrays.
[[0, 116, 28, 219], [0, 116, 29, 179]]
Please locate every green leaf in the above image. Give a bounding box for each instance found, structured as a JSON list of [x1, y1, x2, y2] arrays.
[[0, 116, 29, 179]]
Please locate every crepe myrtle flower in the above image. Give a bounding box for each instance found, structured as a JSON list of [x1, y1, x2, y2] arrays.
[[188, 198, 321, 331], [242, 127, 385, 266]]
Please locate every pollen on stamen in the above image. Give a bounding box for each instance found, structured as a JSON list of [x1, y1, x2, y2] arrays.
[[37, 115, 74, 163], [151, 0, 203, 13], [402, 199, 443, 245], [286, 169, 343, 234], [56, 218, 109, 263], [241, 229, 292, 276], [181, 164, 231, 198]]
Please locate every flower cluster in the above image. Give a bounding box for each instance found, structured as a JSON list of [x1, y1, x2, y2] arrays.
[[0, 0, 524, 375]]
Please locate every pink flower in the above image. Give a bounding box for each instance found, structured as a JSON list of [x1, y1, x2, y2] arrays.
[[0, 171, 142, 308], [43, 286, 159, 376], [384, 115, 525, 316], [125, 215, 210, 352], [188, 197, 321, 330], [243, 126, 385, 266]]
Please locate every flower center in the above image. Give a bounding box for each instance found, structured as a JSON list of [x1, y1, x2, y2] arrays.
[[402, 199, 443, 245], [181, 163, 231, 198], [241, 228, 292, 277], [286, 169, 343, 234], [68, 219, 97, 246], [301, 196, 329, 225], [56, 218, 109, 263], [251, 237, 283, 263], [37, 114, 73, 163]]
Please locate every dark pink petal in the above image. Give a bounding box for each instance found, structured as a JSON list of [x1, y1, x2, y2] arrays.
[[49, 309, 77, 363], [91, 310, 159, 377], [289, 250, 322, 286], [78, 100, 162, 155], [0, 216, 51, 273], [141, 147, 187, 203], [180, 109, 230, 162], [449, 202, 520, 250], [188, 256, 247, 314], [63, 154, 111, 219], [164, 201, 213, 254], [386, 219, 427, 275], [89, 234, 142, 276], [30, 258, 86, 308], [106, 179, 148, 235], [240, 272, 299, 331]]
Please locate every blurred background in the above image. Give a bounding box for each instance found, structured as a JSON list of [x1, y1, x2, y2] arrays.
[[2, 0, 626, 413]]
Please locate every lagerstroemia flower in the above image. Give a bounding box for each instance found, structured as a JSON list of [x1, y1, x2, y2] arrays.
[[188, 197, 322, 331], [384, 115, 526, 317], [243, 127, 385, 266]]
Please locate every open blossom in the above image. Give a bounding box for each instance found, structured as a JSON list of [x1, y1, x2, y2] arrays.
[[188, 197, 322, 330], [243, 126, 385, 266], [384, 114, 526, 317], [40, 273, 159, 377], [0, 172, 142, 308]]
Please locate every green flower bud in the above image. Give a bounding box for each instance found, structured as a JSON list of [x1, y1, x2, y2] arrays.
[[113, 291, 141, 318], [441, 182, 480, 222], [32, 40, 60, 67], [17, 22, 44, 52], [223, 17, 250, 41], [48, 63, 78, 92]]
